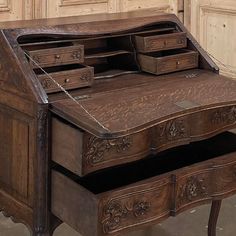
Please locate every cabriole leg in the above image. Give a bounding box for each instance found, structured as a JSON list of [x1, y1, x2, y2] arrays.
[[208, 200, 222, 236]]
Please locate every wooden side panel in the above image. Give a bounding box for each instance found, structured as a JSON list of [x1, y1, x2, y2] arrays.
[[0, 104, 34, 206], [52, 118, 84, 175], [185, 0, 236, 78]]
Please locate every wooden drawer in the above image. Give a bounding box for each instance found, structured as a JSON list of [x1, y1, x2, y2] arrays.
[[52, 168, 172, 236], [51, 117, 151, 176], [134, 32, 187, 53], [138, 49, 199, 75], [51, 105, 236, 176], [37, 64, 94, 93], [51, 132, 236, 236], [28, 45, 84, 68]]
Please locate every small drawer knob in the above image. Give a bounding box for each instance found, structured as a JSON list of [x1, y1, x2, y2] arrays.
[[176, 61, 181, 65], [55, 54, 61, 59], [64, 78, 70, 83]]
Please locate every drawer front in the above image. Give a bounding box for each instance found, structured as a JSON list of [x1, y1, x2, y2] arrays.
[[153, 106, 236, 151], [29, 45, 84, 68], [51, 118, 151, 176], [38, 66, 94, 93], [83, 130, 151, 174], [52, 106, 236, 176], [99, 180, 172, 235], [138, 51, 198, 75], [51, 170, 172, 236], [214, 161, 236, 195], [52, 152, 236, 236], [157, 52, 198, 75], [135, 32, 187, 53]]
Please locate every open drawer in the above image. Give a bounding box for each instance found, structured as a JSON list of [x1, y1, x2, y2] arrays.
[[138, 49, 199, 75], [36, 64, 94, 93], [52, 132, 236, 236], [134, 31, 187, 53], [27, 44, 84, 68], [50, 70, 236, 176]]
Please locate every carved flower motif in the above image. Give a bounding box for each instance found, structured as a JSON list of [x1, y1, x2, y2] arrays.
[[41, 78, 53, 89], [211, 106, 236, 124], [133, 201, 151, 217], [102, 200, 151, 233], [178, 176, 208, 207], [85, 136, 132, 165]]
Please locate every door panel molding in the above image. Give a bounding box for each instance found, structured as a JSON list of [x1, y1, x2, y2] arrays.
[[185, 0, 236, 78]]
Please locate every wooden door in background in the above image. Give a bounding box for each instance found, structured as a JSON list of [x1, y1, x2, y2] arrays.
[[0, 0, 184, 22], [43, 0, 183, 18], [185, 0, 236, 78], [0, 0, 35, 21]]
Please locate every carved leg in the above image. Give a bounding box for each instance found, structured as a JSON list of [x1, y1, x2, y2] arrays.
[[33, 105, 51, 236], [208, 200, 222, 236]]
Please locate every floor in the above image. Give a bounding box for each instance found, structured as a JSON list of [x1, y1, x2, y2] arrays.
[[1, 196, 236, 236]]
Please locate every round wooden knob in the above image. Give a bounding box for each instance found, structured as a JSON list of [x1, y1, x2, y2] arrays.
[[176, 61, 181, 65], [55, 54, 61, 59]]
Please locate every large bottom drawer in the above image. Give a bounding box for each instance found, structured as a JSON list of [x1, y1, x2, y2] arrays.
[[51, 132, 236, 236]]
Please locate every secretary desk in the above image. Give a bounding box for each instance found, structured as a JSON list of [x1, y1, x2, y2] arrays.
[[0, 9, 236, 236]]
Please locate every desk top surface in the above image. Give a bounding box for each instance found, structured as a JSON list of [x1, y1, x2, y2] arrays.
[[51, 69, 236, 138]]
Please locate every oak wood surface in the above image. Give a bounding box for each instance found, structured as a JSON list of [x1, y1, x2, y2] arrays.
[[0, 11, 235, 236]]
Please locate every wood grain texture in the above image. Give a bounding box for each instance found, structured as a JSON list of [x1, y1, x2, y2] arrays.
[[185, 0, 236, 78], [0, 11, 235, 236], [51, 70, 236, 137], [51, 132, 236, 236]]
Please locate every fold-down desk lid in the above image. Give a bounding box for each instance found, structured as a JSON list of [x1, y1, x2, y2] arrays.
[[50, 70, 236, 138]]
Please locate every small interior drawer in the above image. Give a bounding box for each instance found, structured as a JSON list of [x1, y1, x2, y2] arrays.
[[138, 49, 199, 75], [51, 132, 236, 236], [28, 44, 84, 68], [37, 64, 94, 93], [134, 32, 187, 53]]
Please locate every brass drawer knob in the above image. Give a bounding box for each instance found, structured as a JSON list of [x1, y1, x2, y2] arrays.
[[64, 78, 70, 83], [176, 61, 181, 65]]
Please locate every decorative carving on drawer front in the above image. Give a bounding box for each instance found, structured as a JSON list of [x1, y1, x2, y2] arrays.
[[41, 78, 53, 89], [85, 136, 132, 165], [157, 119, 187, 141], [80, 72, 91, 82], [211, 106, 236, 125], [102, 200, 151, 234], [178, 176, 208, 207]]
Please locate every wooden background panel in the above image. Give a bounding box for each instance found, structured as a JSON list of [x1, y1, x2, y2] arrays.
[[185, 0, 236, 78], [45, 0, 119, 18], [35, 0, 183, 19], [0, 0, 34, 21], [0, 0, 183, 22]]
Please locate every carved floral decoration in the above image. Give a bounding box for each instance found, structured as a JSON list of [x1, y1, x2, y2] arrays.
[[211, 106, 236, 125], [178, 176, 208, 208], [158, 119, 187, 141], [85, 136, 132, 165], [102, 200, 151, 233]]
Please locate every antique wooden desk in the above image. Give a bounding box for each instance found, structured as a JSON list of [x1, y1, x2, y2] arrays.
[[1, 9, 236, 236]]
